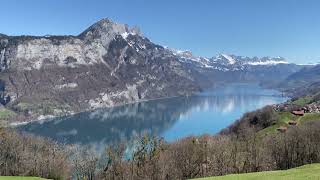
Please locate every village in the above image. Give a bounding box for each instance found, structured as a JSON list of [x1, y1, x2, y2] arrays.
[[273, 98, 320, 132]]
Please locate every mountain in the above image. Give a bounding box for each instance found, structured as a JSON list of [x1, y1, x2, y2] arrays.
[[0, 18, 202, 122], [170, 49, 303, 85], [0, 18, 304, 123], [285, 64, 320, 85], [279, 64, 320, 97]]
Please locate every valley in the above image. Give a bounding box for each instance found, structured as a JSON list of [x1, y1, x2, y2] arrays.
[[0, 18, 306, 125], [0, 8, 320, 179], [16, 83, 287, 149]]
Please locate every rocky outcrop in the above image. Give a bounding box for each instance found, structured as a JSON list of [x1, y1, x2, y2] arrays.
[[0, 18, 201, 122]]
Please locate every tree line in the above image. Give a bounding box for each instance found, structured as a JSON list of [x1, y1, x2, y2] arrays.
[[1, 106, 320, 179]]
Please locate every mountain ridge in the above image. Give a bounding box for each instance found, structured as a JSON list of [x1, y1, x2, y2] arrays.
[[0, 18, 307, 124], [0, 18, 204, 124]]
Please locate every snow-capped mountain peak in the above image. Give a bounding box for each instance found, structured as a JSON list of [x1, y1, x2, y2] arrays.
[[168, 48, 202, 62], [168, 48, 215, 68], [171, 49, 194, 58], [171, 49, 294, 71], [220, 54, 236, 64], [213, 54, 289, 66]]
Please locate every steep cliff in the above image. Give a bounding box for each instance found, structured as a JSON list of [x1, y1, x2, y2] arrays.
[[0, 19, 201, 122]]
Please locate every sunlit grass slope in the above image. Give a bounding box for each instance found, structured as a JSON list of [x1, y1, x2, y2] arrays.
[[193, 163, 320, 180]]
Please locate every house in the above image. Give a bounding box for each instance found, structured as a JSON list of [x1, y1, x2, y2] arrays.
[[291, 110, 304, 116], [277, 126, 288, 133], [288, 121, 298, 126], [304, 103, 320, 113]]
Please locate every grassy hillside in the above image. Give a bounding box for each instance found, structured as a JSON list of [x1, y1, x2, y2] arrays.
[[0, 108, 16, 120], [0, 108, 17, 126], [292, 96, 313, 106], [258, 111, 320, 136], [193, 163, 320, 180], [0, 177, 47, 180]]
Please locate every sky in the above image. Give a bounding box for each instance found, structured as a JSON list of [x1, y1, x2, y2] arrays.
[[1, 0, 320, 64]]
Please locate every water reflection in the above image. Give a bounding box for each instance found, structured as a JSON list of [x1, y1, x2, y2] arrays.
[[17, 84, 287, 151]]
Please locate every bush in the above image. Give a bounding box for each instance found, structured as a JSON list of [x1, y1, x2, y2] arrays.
[[220, 106, 278, 136]]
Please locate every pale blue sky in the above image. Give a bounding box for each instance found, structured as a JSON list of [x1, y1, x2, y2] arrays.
[[1, 0, 320, 64]]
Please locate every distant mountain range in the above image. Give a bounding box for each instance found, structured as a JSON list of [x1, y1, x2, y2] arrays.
[[170, 49, 303, 86], [0, 18, 313, 122], [278, 64, 320, 97], [171, 49, 290, 69]]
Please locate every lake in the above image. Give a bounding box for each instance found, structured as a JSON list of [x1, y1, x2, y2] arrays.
[[17, 83, 287, 151]]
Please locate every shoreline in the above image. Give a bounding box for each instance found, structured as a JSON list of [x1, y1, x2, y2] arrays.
[[8, 93, 190, 127], [9, 83, 289, 127]]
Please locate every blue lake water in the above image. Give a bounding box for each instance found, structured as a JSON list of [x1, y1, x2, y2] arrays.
[[17, 83, 287, 150]]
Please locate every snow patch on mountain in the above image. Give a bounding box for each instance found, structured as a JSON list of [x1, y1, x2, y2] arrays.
[[121, 32, 130, 39], [297, 62, 320, 66], [220, 54, 236, 64], [169, 49, 294, 72], [121, 32, 138, 39], [246, 60, 289, 65], [172, 50, 214, 69]]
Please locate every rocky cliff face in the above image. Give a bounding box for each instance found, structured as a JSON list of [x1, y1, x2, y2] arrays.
[[0, 19, 201, 123]]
